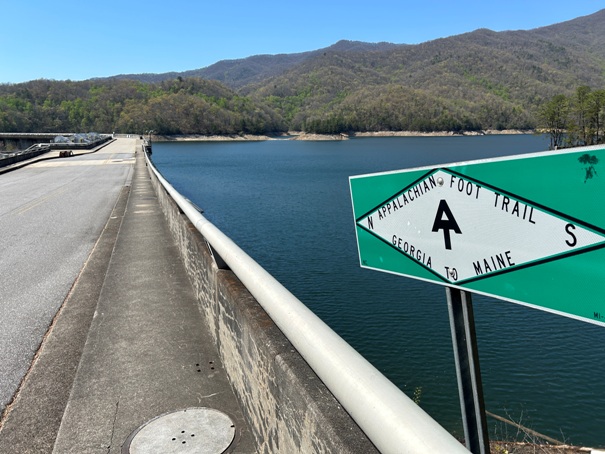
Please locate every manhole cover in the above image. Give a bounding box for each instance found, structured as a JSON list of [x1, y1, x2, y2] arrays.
[[124, 408, 236, 454]]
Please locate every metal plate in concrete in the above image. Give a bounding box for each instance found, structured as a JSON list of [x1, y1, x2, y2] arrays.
[[124, 408, 236, 453]]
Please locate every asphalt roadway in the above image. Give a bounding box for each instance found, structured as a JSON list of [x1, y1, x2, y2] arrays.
[[0, 140, 135, 415], [0, 139, 255, 453]]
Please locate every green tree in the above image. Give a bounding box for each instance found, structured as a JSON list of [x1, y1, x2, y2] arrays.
[[538, 94, 569, 150], [569, 86, 592, 146], [587, 89, 605, 145]]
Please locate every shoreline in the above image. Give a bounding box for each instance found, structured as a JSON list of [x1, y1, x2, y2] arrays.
[[153, 129, 536, 142]]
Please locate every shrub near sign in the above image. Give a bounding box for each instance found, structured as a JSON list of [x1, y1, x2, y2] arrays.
[[349, 145, 605, 326]]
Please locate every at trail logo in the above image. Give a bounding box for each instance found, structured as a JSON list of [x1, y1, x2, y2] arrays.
[[431, 200, 461, 250]]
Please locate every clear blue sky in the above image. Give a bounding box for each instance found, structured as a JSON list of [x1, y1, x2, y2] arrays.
[[1, 1, 602, 84]]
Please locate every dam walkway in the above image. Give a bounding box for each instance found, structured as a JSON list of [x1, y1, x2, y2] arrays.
[[0, 142, 257, 453]]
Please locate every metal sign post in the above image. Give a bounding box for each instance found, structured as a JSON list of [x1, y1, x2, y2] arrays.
[[446, 287, 489, 454]]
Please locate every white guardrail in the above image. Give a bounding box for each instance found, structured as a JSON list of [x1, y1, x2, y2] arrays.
[[146, 153, 469, 454]]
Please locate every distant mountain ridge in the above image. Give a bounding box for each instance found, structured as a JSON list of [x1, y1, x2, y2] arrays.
[[238, 9, 605, 132], [104, 9, 605, 92], [530, 9, 605, 58], [3, 9, 604, 135], [104, 41, 404, 87]]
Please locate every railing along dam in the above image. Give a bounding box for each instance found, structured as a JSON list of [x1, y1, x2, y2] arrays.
[[144, 149, 468, 453]]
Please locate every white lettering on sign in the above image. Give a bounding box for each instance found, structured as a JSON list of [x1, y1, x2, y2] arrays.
[[357, 169, 605, 283]]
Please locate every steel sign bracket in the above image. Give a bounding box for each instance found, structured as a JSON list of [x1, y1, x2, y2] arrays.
[[446, 287, 490, 454]]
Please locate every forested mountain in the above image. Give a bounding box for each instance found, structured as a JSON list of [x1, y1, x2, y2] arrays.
[[0, 78, 285, 135], [243, 9, 605, 132], [105, 41, 402, 88], [1, 9, 605, 135]]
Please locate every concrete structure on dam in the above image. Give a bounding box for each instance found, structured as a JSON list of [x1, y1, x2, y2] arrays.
[[0, 137, 468, 453]]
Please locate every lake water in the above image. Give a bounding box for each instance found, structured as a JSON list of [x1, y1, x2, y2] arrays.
[[152, 135, 605, 447]]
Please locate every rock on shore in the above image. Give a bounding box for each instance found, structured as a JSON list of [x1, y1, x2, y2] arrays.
[[152, 130, 534, 142], [154, 134, 273, 142]]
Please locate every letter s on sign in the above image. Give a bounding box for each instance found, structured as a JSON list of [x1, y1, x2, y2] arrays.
[[565, 223, 577, 247]]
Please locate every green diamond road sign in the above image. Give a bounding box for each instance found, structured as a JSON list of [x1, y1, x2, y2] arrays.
[[350, 145, 605, 326]]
